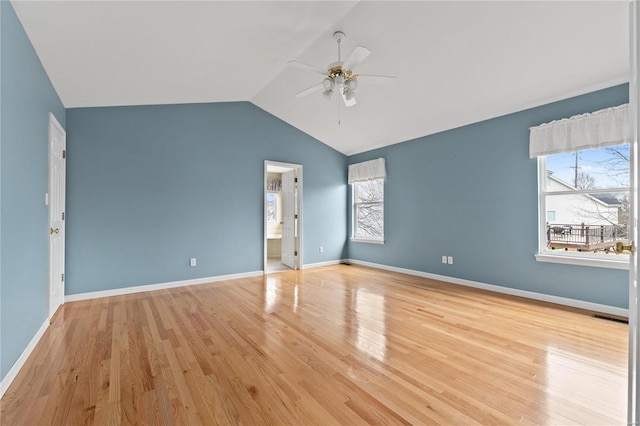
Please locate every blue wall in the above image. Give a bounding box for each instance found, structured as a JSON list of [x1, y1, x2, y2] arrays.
[[0, 0, 629, 386], [1, 1, 66, 379], [65, 103, 347, 294], [348, 84, 629, 309]]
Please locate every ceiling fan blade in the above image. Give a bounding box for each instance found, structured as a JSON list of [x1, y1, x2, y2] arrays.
[[357, 74, 397, 85], [341, 91, 357, 107], [287, 60, 326, 74], [294, 82, 324, 98], [342, 46, 371, 71]]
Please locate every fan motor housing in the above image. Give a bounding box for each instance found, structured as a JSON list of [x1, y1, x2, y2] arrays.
[[327, 66, 356, 81]]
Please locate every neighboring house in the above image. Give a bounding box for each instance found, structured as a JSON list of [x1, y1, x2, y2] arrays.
[[546, 174, 622, 226]]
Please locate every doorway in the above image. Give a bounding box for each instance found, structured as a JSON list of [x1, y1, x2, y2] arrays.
[[264, 161, 302, 273]]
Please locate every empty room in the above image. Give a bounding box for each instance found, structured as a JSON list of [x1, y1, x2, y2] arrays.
[[1, 0, 640, 424]]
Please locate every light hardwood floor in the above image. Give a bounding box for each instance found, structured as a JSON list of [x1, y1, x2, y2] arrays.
[[0, 264, 627, 425]]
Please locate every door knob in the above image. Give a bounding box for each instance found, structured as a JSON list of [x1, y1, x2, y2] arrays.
[[615, 241, 634, 255], [50, 228, 59, 235]]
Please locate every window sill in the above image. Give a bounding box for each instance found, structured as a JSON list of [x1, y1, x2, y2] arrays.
[[535, 253, 629, 270], [350, 238, 385, 245]]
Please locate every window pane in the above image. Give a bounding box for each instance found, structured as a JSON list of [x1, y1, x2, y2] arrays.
[[546, 144, 629, 190], [355, 179, 384, 203], [547, 211, 556, 221], [545, 191, 629, 254], [266, 193, 277, 222], [356, 204, 384, 238]]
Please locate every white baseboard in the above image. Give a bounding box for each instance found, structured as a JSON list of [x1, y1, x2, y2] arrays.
[[347, 259, 628, 317], [65, 259, 349, 303], [65, 270, 264, 303], [0, 319, 49, 398], [303, 259, 345, 269]]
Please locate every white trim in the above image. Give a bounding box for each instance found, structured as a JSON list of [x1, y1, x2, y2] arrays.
[[303, 260, 345, 269], [0, 319, 49, 398], [64, 270, 264, 303], [627, 3, 639, 422], [537, 156, 548, 255], [48, 112, 64, 136], [347, 259, 628, 317], [535, 253, 629, 270], [264, 160, 303, 271], [350, 238, 385, 245]]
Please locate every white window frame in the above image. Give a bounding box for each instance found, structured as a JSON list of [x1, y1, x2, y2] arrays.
[[536, 155, 629, 270], [351, 178, 385, 244]]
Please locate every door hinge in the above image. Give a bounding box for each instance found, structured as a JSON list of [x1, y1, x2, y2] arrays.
[[294, 177, 298, 183], [294, 214, 298, 219], [294, 251, 298, 256], [62, 212, 65, 220], [61, 273, 65, 282], [62, 150, 66, 159]]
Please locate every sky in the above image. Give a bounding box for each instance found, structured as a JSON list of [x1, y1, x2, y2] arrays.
[[546, 144, 629, 189]]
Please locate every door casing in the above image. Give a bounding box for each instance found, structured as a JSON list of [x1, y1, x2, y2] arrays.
[[264, 161, 303, 272]]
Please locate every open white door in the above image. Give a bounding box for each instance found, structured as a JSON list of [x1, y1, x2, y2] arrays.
[[630, 2, 640, 424], [48, 114, 66, 319], [281, 170, 296, 268]]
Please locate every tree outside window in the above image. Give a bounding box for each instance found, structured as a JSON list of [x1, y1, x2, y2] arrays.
[[353, 179, 384, 241]]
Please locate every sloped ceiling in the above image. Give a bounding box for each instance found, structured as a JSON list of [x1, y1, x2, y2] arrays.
[[11, 1, 629, 155]]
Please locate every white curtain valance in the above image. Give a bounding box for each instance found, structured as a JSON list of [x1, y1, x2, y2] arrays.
[[529, 104, 629, 158], [348, 158, 386, 183]]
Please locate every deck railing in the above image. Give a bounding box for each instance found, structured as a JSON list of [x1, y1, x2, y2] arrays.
[[547, 223, 628, 252]]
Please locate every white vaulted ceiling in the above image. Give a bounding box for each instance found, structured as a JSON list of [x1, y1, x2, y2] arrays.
[[11, 1, 629, 155]]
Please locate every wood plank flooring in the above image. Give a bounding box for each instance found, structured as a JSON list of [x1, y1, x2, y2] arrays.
[[0, 264, 627, 424]]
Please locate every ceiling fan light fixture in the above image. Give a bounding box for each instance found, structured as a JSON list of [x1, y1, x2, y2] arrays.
[[345, 90, 355, 101], [288, 31, 396, 114]]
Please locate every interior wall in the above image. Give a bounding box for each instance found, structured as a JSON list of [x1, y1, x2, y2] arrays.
[[0, 1, 66, 379], [348, 84, 630, 309], [65, 102, 347, 295]]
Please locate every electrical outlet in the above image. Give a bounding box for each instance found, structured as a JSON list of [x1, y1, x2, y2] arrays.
[[190, 258, 197, 267], [447, 256, 453, 265], [441, 255, 447, 264], [319, 246, 324, 253]]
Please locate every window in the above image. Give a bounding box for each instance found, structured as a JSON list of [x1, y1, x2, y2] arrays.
[[266, 192, 277, 222], [349, 158, 386, 243], [353, 178, 384, 242], [538, 143, 629, 267]]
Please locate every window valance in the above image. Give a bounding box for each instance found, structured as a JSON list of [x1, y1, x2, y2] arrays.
[[529, 104, 629, 158], [348, 158, 386, 183]]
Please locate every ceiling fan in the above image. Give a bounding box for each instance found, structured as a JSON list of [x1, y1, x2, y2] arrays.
[[288, 31, 396, 107]]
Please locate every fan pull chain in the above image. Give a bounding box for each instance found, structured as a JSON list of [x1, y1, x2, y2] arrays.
[[338, 92, 341, 125]]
